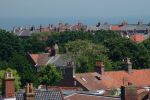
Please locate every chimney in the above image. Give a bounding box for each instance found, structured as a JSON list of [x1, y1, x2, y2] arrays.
[[3, 71, 15, 98], [123, 58, 132, 74], [24, 83, 35, 100], [54, 43, 59, 55], [66, 61, 75, 78], [40, 25, 42, 32], [121, 85, 138, 100], [95, 61, 105, 75]]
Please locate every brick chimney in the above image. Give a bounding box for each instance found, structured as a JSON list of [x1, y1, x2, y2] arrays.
[[123, 58, 132, 74], [66, 61, 75, 78], [4, 71, 15, 98], [121, 85, 138, 100], [95, 61, 105, 75], [24, 83, 35, 100]]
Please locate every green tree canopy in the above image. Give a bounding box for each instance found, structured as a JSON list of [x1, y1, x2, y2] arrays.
[[38, 64, 63, 90], [0, 29, 24, 61], [104, 38, 150, 70], [65, 40, 112, 72]]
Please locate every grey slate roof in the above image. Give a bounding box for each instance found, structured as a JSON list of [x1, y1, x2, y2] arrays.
[[16, 89, 64, 100], [120, 25, 149, 31], [14, 29, 39, 37], [29, 53, 71, 68]]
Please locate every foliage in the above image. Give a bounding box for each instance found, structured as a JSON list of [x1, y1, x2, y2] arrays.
[[23, 34, 46, 53], [0, 68, 21, 93], [38, 64, 62, 89], [104, 38, 150, 69], [1, 28, 150, 87], [0, 29, 24, 61], [0, 29, 37, 87], [8, 54, 37, 87], [65, 40, 112, 72]]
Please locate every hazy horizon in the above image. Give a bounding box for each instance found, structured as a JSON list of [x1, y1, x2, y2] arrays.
[[0, 0, 150, 30]]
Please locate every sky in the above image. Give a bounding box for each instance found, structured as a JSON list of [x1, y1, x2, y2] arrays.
[[0, 0, 150, 29]]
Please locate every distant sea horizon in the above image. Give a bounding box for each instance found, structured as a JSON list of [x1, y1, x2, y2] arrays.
[[0, 17, 150, 31]]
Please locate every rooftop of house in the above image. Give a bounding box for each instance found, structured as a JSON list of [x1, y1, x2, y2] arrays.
[[111, 25, 122, 31], [74, 69, 150, 91], [15, 87, 64, 100], [64, 93, 120, 100], [29, 53, 71, 67], [130, 34, 145, 42]]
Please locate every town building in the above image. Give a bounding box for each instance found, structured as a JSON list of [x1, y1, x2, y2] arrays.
[[60, 58, 150, 92]]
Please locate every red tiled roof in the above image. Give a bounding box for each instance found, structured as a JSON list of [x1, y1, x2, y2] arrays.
[[29, 53, 50, 66], [74, 69, 150, 90], [130, 34, 145, 42], [111, 25, 122, 31], [64, 93, 120, 100], [30, 54, 39, 63]]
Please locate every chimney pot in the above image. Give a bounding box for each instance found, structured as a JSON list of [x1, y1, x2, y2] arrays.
[[123, 58, 132, 74], [95, 61, 105, 75], [24, 83, 35, 100]]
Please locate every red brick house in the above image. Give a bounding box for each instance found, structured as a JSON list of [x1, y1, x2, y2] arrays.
[[130, 34, 145, 43], [61, 58, 150, 91]]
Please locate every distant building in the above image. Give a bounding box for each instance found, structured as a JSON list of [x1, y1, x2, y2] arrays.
[[27, 44, 74, 81], [130, 34, 145, 43]]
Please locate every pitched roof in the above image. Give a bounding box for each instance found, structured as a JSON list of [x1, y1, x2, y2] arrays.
[[74, 69, 150, 90], [111, 25, 122, 31], [64, 93, 120, 100], [29, 53, 70, 67], [130, 34, 145, 42], [16, 87, 64, 100], [29, 53, 50, 66]]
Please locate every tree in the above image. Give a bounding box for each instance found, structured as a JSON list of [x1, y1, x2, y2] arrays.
[[65, 40, 112, 72], [0, 29, 24, 61], [0, 68, 21, 93], [23, 34, 46, 53], [8, 54, 37, 87], [38, 64, 62, 90], [103, 38, 150, 70]]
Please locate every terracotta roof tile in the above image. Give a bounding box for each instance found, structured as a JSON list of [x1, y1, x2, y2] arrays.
[[29, 53, 50, 66], [74, 69, 150, 90], [130, 34, 145, 42], [29, 54, 39, 63], [111, 25, 122, 31]]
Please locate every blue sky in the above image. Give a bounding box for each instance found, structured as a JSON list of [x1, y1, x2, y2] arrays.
[[0, 0, 150, 30], [0, 0, 150, 19]]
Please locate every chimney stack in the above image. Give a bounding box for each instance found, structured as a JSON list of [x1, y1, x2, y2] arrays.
[[121, 85, 138, 100], [123, 58, 132, 74], [40, 25, 42, 32], [66, 61, 75, 78], [24, 83, 35, 100], [54, 43, 59, 55], [4, 71, 15, 98], [95, 61, 105, 75]]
